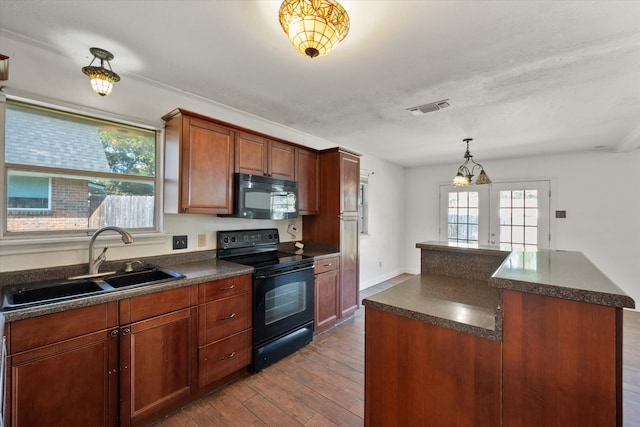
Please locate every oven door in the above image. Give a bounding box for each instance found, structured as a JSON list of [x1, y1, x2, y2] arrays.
[[253, 265, 314, 345]]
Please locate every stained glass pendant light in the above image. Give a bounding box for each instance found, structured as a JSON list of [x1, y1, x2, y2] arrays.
[[81, 47, 120, 96], [452, 138, 492, 186], [279, 0, 350, 58]]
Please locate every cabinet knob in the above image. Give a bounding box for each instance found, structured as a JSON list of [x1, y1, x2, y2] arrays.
[[221, 351, 236, 360], [220, 313, 237, 321], [219, 284, 235, 291], [122, 328, 131, 336], [110, 330, 119, 337]]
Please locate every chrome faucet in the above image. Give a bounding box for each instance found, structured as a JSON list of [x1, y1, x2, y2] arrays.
[[88, 226, 134, 275]]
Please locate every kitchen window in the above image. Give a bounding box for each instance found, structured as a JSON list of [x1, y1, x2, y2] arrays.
[[359, 171, 369, 235], [2, 99, 160, 237]]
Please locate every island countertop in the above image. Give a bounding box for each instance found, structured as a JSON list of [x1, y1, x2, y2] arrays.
[[491, 249, 635, 309], [362, 241, 635, 341], [362, 273, 502, 340]]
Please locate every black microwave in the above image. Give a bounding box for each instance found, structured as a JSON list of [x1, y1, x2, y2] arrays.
[[222, 173, 298, 220]]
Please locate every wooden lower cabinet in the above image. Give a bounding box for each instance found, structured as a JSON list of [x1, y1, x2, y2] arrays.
[[5, 276, 255, 427], [502, 290, 622, 426], [197, 275, 253, 389], [314, 256, 340, 333], [365, 307, 501, 427], [120, 307, 197, 426], [7, 303, 119, 427]]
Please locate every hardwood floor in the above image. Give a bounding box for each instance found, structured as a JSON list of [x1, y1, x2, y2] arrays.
[[154, 274, 640, 426]]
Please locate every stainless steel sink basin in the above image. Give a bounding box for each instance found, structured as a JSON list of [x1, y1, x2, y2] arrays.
[[1, 267, 185, 310], [103, 268, 185, 288]]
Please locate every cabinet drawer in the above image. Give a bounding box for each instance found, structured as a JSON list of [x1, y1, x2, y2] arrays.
[[120, 286, 194, 324], [10, 302, 117, 353], [315, 256, 340, 274], [198, 329, 252, 388], [199, 292, 252, 345], [198, 274, 252, 303]]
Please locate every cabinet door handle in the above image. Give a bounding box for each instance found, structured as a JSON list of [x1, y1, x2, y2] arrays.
[[220, 313, 237, 321], [122, 328, 131, 336], [221, 351, 236, 360], [219, 284, 235, 291], [323, 263, 333, 267], [110, 330, 119, 337]]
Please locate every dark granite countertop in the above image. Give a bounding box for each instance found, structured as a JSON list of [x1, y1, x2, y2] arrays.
[[1, 242, 342, 323], [491, 249, 635, 309], [363, 274, 503, 341], [278, 241, 340, 259], [363, 241, 635, 342], [1, 258, 253, 322]]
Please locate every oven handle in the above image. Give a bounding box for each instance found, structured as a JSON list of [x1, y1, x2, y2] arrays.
[[254, 264, 314, 280]]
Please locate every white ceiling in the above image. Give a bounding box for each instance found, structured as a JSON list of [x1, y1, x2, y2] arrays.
[[1, 1, 639, 167]]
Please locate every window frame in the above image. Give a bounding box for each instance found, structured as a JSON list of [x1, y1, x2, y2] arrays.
[[7, 172, 52, 211], [359, 171, 370, 235], [1, 96, 163, 239]]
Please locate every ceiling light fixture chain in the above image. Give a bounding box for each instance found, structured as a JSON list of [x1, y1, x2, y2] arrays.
[[452, 138, 492, 186], [279, 0, 350, 58], [81, 47, 120, 96]]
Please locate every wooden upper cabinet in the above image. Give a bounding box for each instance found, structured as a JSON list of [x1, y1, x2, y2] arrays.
[[236, 132, 295, 180], [295, 147, 319, 215], [163, 109, 235, 214], [341, 151, 360, 215], [236, 132, 267, 176]]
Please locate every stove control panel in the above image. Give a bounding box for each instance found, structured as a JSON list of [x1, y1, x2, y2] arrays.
[[217, 228, 280, 250]]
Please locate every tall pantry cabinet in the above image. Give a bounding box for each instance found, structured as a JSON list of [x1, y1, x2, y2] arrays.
[[303, 148, 360, 320]]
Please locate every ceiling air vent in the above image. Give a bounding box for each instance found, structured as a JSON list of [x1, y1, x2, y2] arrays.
[[407, 99, 451, 116]]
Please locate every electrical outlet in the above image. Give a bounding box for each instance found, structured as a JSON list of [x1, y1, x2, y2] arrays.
[[198, 233, 206, 247], [172, 235, 187, 250]]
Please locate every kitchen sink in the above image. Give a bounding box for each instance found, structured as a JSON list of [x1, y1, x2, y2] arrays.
[[1, 267, 185, 310], [3, 279, 109, 309], [103, 268, 185, 288]]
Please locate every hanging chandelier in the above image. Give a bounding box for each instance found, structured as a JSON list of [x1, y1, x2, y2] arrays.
[[81, 47, 120, 96], [452, 138, 492, 186], [278, 0, 350, 58]]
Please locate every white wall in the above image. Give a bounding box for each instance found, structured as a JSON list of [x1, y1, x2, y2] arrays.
[[404, 150, 640, 307], [359, 155, 405, 290]]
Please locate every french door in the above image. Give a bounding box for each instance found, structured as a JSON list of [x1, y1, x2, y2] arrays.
[[440, 181, 551, 249]]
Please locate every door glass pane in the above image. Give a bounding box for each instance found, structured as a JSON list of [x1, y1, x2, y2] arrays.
[[446, 191, 480, 244], [525, 227, 538, 245], [512, 226, 524, 244], [511, 190, 525, 207], [497, 188, 542, 249], [265, 281, 306, 325], [512, 208, 525, 226]]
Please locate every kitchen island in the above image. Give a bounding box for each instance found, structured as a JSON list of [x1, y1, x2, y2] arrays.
[[362, 242, 635, 427]]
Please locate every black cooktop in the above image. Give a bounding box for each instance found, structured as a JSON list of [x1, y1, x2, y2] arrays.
[[216, 228, 313, 273]]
